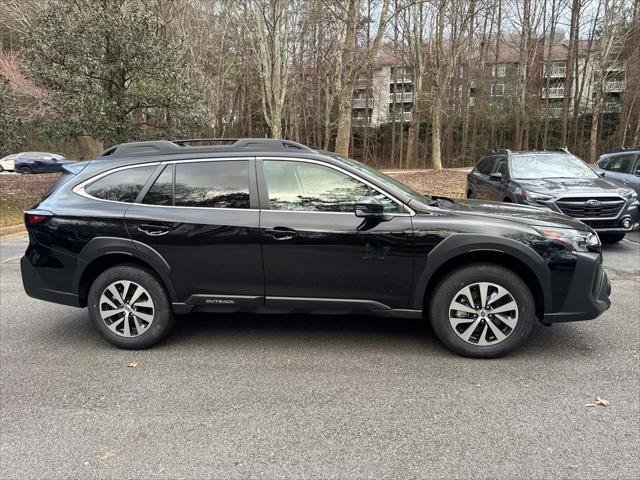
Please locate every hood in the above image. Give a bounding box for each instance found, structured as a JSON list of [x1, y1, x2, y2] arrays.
[[57, 158, 77, 164], [517, 176, 625, 196], [432, 198, 590, 231]]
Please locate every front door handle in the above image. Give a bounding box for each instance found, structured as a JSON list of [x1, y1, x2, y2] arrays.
[[138, 224, 171, 236], [265, 226, 297, 240]]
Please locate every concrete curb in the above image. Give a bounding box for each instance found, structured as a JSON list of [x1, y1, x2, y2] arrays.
[[0, 224, 26, 237]]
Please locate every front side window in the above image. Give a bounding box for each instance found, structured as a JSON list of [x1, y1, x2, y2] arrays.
[[494, 158, 508, 175], [174, 161, 250, 208], [263, 160, 399, 213], [476, 158, 495, 175], [607, 154, 636, 173], [85, 165, 156, 203]]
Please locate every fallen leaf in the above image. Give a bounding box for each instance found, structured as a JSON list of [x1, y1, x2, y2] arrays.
[[585, 396, 610, 407], [126, 361, 138, 368], [101, 451, 116, 460], [256, 427, 262, 434]]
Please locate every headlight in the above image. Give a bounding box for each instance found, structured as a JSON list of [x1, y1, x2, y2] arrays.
[[522, 190, 554, 202], [618, 188, 637, 201], [533, 226, 600, 252]]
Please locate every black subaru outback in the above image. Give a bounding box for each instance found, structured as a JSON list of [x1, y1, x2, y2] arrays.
[[466, 149, 639, 243], [21, 139, 611, 358]]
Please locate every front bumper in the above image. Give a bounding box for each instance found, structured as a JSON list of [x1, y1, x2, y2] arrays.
[[543, 252, 611, 323]]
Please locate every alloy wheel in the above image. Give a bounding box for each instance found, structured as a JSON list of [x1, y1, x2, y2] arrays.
[[448, 282, 519, 346], [99, 280, 155, 337]]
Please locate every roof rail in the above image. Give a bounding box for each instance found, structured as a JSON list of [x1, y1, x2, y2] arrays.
[[609, 145, 640, 153], [98, 138, 315, 158], [489, 148, 512, 155]]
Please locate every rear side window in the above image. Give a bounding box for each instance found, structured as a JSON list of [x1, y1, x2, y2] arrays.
[[143, 164, 174, 206], [84, 165, 156, 203], [174, 161, 250, 208], [476, 158, 495, 175]]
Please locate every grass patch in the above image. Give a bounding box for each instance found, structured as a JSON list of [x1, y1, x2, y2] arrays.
[[0, 174, 60, 227]]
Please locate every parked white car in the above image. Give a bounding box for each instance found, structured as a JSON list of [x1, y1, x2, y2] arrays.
[[0, 154, 18, 172]]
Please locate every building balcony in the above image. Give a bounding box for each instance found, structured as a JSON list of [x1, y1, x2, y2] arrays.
[[353, 98, 374, 109], [469, 96, 476, 107], [542, 87, 565, 98], [603, 102, 622, 113], [354, 79, 369, 90], [389, 92, 413, 103], [604, 80, 624, 92], [390, 77, 412, 84], [386, 111, 412, 123], [542, 64, 566, 78]]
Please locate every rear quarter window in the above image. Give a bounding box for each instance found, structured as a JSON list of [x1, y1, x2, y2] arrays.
[[84, 165, 156, 203]]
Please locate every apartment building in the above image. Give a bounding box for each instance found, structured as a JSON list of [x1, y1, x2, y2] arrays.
[[352, 54, 414, 128], [353, 40, 626, 128]]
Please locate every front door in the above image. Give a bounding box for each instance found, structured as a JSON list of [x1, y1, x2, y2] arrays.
[[125, 158, 264, 306], [257, 158, 415, 311]]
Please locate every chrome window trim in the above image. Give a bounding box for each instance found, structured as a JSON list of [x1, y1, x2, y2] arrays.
[[73, 155, 416, 216], [258, 156, 415, 216]]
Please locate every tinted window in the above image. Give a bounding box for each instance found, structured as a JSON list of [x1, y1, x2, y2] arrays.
[[476, 158, 495, 175], [264, 160, 399, 213], [143, 164, 173, 206], [494, 158, 508, 175], [607, 154, 636, 173], [85, 165, 155, 202], [174, 161, 250, 208]]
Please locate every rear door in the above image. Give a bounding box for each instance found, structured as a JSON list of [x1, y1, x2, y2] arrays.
[[257, 157, 415, 311], [125, 158, 264, 308]]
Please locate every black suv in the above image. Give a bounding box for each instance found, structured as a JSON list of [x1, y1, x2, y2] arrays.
[[466, 149, 639, 243], [21, 139, 611, 358]]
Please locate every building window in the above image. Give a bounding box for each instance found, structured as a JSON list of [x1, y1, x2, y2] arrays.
[[491, 63, 506, 78], [491, 84, 505, 97]]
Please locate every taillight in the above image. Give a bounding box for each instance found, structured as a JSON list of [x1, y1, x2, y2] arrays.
[[24, 212, 51, 226]]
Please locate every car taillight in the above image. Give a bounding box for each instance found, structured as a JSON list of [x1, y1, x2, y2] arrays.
[[24, 212, 50, 226]]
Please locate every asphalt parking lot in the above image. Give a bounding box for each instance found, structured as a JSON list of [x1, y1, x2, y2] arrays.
[[1, 233, 638, 479]]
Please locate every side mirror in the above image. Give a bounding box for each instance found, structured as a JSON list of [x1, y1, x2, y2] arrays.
[[355, 196, 384, 218], [489, 172, 503, 181]]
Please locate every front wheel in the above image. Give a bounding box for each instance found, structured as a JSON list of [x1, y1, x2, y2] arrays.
[[599, 232, 625, 244], [428, 263, 536, 358], [18, 166, 33, 174], [88, 264, 175, 349]]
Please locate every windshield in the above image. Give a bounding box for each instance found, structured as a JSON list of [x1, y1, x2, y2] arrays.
[[510, 154, 598, 179], [337, 155, 432, 204]]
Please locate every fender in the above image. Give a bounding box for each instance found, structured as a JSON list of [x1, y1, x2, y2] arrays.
[[74, 237, 177, 301], [411, 234, 551, 311]]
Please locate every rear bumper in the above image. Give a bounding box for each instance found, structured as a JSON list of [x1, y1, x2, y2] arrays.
[[21, 255, 81, 307], [543, 253, 611, 323]]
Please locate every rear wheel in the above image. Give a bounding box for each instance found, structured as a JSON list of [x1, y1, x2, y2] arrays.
[[88, 265, 175, 349], [428, 263, 536, 358], [0, 165, 4, 172], [18, 166, 33, 174], [599, 232, 625, 244]]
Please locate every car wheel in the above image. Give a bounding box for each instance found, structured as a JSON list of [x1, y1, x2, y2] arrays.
[[428, 263, 536, 358], [599, 232, 625, 244], [88, 264, 175, 349], [18, 166, 33, 174], [0, 165, 4, 172], [467, 189, 474, 199], [503, 197, 512, 203]]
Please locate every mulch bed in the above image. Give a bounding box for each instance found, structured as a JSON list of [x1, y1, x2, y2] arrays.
[[0, 168, 468, 228]]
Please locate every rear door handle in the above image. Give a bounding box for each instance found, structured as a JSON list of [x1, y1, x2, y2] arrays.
[[138, 224, 171, 236], [265, 226, 297, 240]]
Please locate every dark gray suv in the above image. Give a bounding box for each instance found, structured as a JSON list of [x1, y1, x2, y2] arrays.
[[595, 147, 640, 196], [466, 149, 639, 243]]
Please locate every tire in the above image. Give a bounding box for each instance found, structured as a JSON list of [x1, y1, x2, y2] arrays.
[[428, 263, 536, 358], [87, 264, 175, 349], [0, 165, 4, 172], [18, 166, 33, 174], [503, 197, 512, 203], [599, 232, 625, 244], [467, 189, 474, 199]]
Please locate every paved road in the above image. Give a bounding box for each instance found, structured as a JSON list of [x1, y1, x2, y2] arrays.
[[1, 233, 638, 480]]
